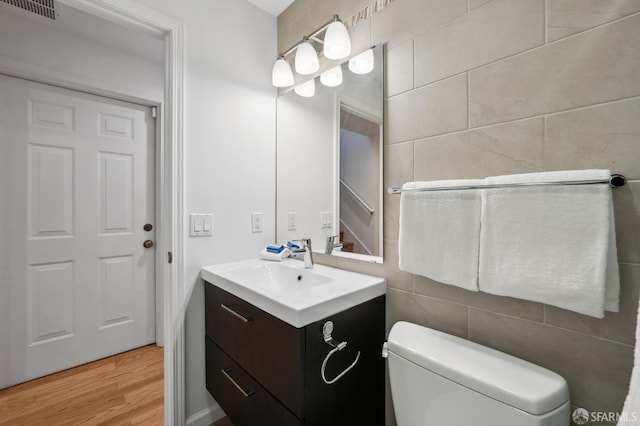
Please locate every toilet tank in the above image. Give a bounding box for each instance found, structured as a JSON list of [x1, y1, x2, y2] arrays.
[[385, 322, 570, 426]]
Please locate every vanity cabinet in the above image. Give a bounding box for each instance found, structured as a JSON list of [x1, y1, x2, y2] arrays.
[[205, 283, 385, 426]]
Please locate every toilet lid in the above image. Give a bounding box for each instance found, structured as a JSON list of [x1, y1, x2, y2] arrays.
[[387, 322, 569, 415]]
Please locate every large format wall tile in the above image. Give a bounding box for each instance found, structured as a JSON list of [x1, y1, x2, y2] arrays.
[[371, 0, 467, 48], [387, 74, 467, 144], [387, 288, 468, 338], [278, 0, 340, 53], [414, 0, 544, 87], [545, 98, 640, 180], [414, 275, 544, 321], [382, 239, 413, 292], [469, 0, 493, 10], [547, 0, 640, 42], [545, 263, 640, 346], [613, 182, 640, 264], [469, 14, 640, 127], [413, 118, 544, 181], [385, 41, 414, 97], [384, 141, 413, 241], [469, 309, 634, 414]]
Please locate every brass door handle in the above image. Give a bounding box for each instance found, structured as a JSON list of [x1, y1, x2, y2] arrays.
[[143, 240, 154, 248]]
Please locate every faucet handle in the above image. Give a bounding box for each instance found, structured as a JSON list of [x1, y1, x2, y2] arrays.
[[293, 238, 312, 248]]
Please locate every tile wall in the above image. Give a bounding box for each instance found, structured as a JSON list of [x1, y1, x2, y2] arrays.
[[278, 1, 640, 424]]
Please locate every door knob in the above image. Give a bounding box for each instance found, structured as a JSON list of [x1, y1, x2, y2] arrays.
[[143, 240, 154, 249], [144, 223, 153, 231]]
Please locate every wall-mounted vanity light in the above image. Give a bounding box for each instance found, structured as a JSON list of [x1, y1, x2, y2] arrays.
[[272, 55, 294, 87], [271, 15, 351, 88], [348, 48, 374, 75], [295, 37, 320, 75], [320, 65, 343, 87], [294, 79, 315, 97]]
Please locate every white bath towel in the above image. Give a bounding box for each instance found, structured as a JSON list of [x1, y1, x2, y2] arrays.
[[259, 248, 290, 261], [399, 179, 484, 291], [618, 293, 640, 425], [478, 170, 619, 318]]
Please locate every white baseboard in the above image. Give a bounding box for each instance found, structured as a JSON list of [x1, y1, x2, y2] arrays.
[[185, 403, 225, 426]]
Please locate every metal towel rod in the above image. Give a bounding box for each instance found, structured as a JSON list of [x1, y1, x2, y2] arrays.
[[387, 174, 627, 194]]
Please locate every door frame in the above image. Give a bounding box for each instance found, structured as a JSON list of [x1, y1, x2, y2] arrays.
[[0, 1, 186, 424]]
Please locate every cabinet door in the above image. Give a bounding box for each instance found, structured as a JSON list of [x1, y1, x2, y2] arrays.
[[205, 284, 306, 418], [305, 296, 386, 426], [206, 338, 303, 426]]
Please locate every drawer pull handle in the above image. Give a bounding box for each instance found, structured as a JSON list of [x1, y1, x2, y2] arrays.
[[221, 368, 255, 397], [220, 303, 254, 323]]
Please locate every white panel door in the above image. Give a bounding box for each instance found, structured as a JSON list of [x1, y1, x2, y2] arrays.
[[0, 74, 156, 388]]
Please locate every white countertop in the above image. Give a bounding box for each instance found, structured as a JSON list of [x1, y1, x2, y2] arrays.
[[201, 258, 386, 328]]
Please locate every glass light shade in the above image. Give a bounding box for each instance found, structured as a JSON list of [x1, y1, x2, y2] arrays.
[[295, 41, 319, 75], [348, 48, 374, 75], [320, 65, 343, 87], [323, 21, 351, 60], [294, 79, 315, 97], [272, 57, 294, 87]]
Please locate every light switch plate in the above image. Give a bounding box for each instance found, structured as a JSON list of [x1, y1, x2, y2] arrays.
[[190, 213, 213, 237]]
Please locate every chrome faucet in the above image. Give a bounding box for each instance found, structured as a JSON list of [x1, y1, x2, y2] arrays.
[[325, 235, 342, 254], [292, 238, 314, 269]]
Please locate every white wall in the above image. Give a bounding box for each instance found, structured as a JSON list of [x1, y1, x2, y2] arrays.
[[129, 0, 277, 422], [0, 9, 164, 103], [0, 0, 277, 423]]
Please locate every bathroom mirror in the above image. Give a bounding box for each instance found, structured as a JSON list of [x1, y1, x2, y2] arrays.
[[276, 45, 383, 263]]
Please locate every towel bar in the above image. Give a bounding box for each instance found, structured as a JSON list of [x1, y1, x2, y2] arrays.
[[387, 174, 626, 194]]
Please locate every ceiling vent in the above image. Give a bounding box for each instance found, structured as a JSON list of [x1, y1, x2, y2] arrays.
[[1, 0, 56, 20]]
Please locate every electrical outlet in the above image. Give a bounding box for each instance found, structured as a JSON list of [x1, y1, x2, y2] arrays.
[[288, 212, 297, 231], [251, 212, 263, 233]]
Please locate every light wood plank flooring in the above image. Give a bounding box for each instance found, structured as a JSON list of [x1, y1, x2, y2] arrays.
[[0, 345, 163, 426], [212, 417, 234, 426]]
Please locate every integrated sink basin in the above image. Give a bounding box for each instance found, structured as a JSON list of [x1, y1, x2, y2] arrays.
[[201, 258, 385, 328]]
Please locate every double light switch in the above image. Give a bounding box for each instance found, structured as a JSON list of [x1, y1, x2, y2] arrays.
[[190, 214, 213, 237]]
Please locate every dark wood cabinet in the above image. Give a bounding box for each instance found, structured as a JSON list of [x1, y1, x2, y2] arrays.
[[205, 283, 385, 426]]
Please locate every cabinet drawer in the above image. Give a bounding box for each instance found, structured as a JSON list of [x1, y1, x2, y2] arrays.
[[206, 338, 303, 426], [205, 284, 305, 417]]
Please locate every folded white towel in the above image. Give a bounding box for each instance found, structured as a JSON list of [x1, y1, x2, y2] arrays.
[[259, 248, 290, 261], [399, 179, 484, 291], [618, 291, 640, 425], [478, 170, 619, 318]]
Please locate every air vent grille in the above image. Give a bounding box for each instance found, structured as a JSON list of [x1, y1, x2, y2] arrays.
[[1, 0, 56, 20]]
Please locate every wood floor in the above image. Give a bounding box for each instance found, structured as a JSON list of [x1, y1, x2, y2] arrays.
[[0, 345, 163, 426], [212, 417, 234, 426]]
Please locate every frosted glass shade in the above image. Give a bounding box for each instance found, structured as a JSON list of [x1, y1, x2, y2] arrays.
[[294, 79, 315, 97], [348, 48, 374, 75], [295, 41, 319, 75], [320, 65, 343, 87], [323, 21, 351, 60], [272, 57, 294, 87]]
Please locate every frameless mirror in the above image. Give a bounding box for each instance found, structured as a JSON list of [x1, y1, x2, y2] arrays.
[[276, 45, 383, 263]]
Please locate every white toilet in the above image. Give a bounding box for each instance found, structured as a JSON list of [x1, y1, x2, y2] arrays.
[[383, 322, 570, 426]]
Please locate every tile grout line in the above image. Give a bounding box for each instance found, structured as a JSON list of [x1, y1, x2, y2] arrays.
[[544, 0, 548, 44], [388, 93, 640, 146], [468, 306, 635, 348], [467, 72, 470, 129], [402, 9, 640, 96]]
